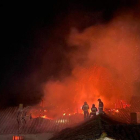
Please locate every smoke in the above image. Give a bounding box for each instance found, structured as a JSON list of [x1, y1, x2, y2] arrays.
[[41, 7, 140, 118], [1, 0, 140, 114]]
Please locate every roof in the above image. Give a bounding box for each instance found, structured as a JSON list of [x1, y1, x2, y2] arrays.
[[107, 109, 131, 123], [105, 96, 140, 123], [50, 115, 140, 140], [0, 107, 83, 134], [1, 97, 140, 135]]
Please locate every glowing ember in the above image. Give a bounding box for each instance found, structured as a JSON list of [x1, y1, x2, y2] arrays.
[[40, 115, 53, 120], [41, 115, 46, 118]]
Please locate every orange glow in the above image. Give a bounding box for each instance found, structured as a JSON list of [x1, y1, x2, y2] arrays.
[[13, 136, 24, 140], [41, 115, 46, 118], [115, 100, 131, 109], [40, 14, 140, 118], [29, 108, 53, 120], [40, 115, 53, 120], [43, 66, 126, 117]]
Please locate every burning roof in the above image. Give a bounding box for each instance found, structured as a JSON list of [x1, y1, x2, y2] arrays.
[[0, 107, 83, 134]]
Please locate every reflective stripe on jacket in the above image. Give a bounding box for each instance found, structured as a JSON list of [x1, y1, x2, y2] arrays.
[[91, 107, 97, 113]]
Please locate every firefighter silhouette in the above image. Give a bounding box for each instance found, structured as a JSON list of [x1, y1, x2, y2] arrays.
[[82, 102, 89, 119], [98, 99, 104, 114], [89, 104, 97, 118]]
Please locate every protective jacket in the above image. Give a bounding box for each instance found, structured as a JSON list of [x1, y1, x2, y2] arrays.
[[91, 107, 97, 113], [82, 104, 89, 111], [99, 101, 104, 108]]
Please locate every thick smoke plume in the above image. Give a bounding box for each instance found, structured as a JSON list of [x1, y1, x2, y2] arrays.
[[1, 1, 140, 112], [42, 10, 140, 118]]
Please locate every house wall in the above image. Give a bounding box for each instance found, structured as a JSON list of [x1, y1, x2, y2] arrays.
[[0, 133, 53, 140]]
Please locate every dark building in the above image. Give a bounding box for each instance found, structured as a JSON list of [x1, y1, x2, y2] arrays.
[[50, 115, 140, 140]]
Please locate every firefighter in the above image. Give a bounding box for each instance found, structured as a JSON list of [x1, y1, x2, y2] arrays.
[[98, 99, 104, 114], [89, 104, 97, 118], [82, 102, 89, 119]]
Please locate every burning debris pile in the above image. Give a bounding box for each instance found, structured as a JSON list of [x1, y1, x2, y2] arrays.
[[50, 115, 140, 140]]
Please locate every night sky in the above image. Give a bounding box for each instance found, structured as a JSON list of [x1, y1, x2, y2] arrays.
[[0, 1, 139, 108]]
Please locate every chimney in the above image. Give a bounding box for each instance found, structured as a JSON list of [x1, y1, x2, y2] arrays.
[[130, 112, 137, 124]]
